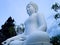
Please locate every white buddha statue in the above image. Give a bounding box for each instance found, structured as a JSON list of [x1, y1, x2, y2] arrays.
[[24, 2, 47, 35], [2, 2, 52, 45], [23, 2, 52, 45]]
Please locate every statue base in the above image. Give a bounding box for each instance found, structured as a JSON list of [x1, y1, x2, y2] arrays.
[[24, 42, 52, 45]]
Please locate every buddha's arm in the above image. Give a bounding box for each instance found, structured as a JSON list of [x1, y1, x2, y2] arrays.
[[2, 34, 23, 45], [37, 14, 47, 31]]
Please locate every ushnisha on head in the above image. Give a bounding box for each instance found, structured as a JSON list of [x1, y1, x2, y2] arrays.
[[26, 2, 38, 16]]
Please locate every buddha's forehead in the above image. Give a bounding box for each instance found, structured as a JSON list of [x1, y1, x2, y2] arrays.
[[26, 2, 38, 8], [26, 3, 33, 9]]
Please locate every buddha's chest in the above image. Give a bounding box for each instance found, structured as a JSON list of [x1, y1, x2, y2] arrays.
[[25, 15, 38, 25], [24, 15, 39, 29]]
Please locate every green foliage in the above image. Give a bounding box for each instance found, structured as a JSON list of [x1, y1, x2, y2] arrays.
[[50, 35, 60, 45], [51, 2, 60, 45], [0, 16, 17, 45], [1, 16, 16, 39], [51, 2, 60, 26], [58, 23, 60, 26], [0, 31, 6, 45], [16, 24, 25, 34], [51, 2, 60, 12], [20, 24, 25, 32], [9, 26, 16, 37], [54, 13, 60, 20]]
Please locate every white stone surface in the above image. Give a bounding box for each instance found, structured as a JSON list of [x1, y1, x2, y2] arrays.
[[2, 2, 52, 45], [9, 40, 24, 45], [23, 31, 52, 45]]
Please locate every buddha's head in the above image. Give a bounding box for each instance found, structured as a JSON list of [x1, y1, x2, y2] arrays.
[[26, 2, 38, 16]]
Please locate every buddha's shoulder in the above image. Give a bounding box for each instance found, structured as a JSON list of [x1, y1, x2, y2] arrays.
[[36, 13, 45, 18], [37, 13, 44, 16]]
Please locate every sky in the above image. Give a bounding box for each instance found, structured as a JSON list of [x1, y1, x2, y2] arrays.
[[0, 0, 60, 37]]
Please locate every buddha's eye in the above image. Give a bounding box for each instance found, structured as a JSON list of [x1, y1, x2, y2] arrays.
[[27, 6, 30, 8], [27, 4, 32, 8]]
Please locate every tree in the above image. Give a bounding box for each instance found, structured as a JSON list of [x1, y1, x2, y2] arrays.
[[0, 30, 6, 45], [1, 16, 16, 40], [50, 2, 60, 45], [50, 35, 60, 45], [51, 2, 60, 26], [54, 13, 60, 20], [16, 24, 25, 34], [51, 2, 60, 12]]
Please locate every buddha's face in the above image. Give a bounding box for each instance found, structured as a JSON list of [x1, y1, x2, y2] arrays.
[[26, 4, 36, 16]]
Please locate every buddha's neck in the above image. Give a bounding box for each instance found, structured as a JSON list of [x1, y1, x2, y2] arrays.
[[29, 12, 36, 16]]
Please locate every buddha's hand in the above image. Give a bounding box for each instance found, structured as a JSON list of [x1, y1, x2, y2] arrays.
[[2, 39, 11, 45], [2, 38, 15, 45], [2, 35, 26, 45]]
